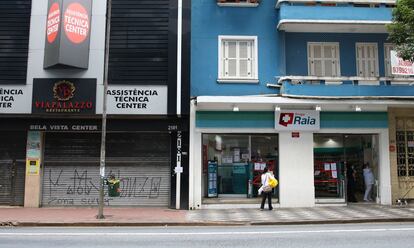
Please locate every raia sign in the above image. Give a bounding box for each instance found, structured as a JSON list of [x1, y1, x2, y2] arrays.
[[275, 110, 320, 131]]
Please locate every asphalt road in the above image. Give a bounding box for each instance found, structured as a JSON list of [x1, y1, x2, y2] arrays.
[[0, 223, 414, 248]]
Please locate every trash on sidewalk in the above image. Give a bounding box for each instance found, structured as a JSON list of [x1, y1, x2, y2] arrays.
[[105, 175, 121, 197]]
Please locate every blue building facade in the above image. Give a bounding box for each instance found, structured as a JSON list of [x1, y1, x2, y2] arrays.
[[189, 0, 414, 209]]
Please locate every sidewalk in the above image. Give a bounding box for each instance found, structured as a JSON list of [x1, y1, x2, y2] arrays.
[[0, 204, 413, 227]]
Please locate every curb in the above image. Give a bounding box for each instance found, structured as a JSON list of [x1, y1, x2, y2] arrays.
[[250, 218, 414, 226], [3, 218, 414, 227], [7, 221, 249, 227]]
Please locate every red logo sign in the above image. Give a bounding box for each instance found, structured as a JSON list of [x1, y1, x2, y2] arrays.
[[279, 113, 294, 127], [53, 80, 75, 101], [47, 2, 60, 43], [64, 2, 89, 44]]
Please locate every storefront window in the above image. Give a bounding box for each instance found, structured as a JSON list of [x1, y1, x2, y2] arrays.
[[203, 134, 278, 198]]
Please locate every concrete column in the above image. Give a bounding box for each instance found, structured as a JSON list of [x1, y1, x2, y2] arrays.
[[388, 109, 399, 203], [189, 100, 203, 209], [192, 131, 203, 209], [279, 132, 315, 207], [379, 129, 392, 205], [24, 131, 44, 208]]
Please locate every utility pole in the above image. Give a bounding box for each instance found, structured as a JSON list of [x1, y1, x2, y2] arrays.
[[175, 0, 183, 210], [97, 0, 112, 219]]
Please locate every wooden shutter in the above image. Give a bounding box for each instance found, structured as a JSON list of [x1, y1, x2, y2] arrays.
[[308, 43, 322, 76], [308, 43, 340, 77], [223, 41, 237, 78], [239, 41, 248, 77], [384, 44, 394, 77], [356, 43, 379, 77], [221, 39, 254, 79]]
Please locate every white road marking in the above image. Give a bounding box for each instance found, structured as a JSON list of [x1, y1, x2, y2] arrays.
[[0, 228, 414, 236]]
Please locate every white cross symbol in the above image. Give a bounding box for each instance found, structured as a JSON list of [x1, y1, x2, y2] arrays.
[[282, 114, 291, 123]]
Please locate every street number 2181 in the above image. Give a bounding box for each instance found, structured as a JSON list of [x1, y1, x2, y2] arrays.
[[168, 125, 178, 131]]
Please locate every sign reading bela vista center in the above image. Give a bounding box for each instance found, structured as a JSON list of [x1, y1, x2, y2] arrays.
[[44, 0, 92, 69], [275, 110, 320, 131], [32, 78, 96, 114]]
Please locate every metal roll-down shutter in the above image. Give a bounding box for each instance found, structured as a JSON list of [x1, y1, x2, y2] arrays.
[[0, 131, 26, 206], [42, 132, 171, 207]]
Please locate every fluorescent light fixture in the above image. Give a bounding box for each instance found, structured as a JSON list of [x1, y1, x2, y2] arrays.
[[355, 105, 362, 112], [233, 105, 239, 112], [315, 105, 321, 111], [275, 106, 281, 111]]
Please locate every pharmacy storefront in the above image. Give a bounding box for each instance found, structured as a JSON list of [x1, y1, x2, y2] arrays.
[[189, 96, 392, 209]]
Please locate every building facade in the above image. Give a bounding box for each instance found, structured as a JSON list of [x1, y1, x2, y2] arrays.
[[189, 0, 414, 209], [0, 0, 190, 209]]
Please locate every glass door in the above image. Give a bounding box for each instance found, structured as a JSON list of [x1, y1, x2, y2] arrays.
[[314, 134, 379, 203], [314, 134, 345, 202], [344, 134, 378, 203]]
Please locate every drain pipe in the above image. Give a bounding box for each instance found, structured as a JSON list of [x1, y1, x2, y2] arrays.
[[176, 0, 182, 116]]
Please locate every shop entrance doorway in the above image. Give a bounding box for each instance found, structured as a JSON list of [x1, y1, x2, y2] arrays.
[[314, 134, 379, 204]]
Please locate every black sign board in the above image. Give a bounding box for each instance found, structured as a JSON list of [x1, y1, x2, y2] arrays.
[[32, 78, 96, 114], [44, 0, 92, 69], [0, 117, 189, 132], [29, 123, 99, 132]]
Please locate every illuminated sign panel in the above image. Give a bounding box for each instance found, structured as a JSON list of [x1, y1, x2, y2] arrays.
[[44, 0, 92, 69]]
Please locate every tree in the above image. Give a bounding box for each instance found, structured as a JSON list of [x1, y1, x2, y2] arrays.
[[387, 0, 414, 62]]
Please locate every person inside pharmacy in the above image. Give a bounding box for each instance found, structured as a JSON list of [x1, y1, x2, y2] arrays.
[[363, 163, 375, 202]]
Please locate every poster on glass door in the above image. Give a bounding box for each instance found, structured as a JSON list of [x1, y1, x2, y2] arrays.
[[208, 161, 218, 197]]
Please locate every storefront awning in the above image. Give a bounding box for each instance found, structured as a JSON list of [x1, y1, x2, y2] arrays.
[[195, 95, 414, 112]]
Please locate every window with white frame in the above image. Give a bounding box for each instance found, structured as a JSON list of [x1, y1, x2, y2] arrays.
[[307, 42, 340, 77], [356, 43, 379, 77], [384, 43, 394, 77], [218, 36, 258, 82]]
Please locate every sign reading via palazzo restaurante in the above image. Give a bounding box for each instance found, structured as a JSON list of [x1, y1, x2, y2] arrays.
[[32, 78, 96, 114], [44, 0, 92, 69]]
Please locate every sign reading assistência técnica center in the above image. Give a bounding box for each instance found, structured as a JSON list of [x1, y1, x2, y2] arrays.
[[63, 2, 90, 44], [106, 86, 168, 115], [47, 2, 60, 43], [44, 0, 92, 69], [0, 86, 31, 114]]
